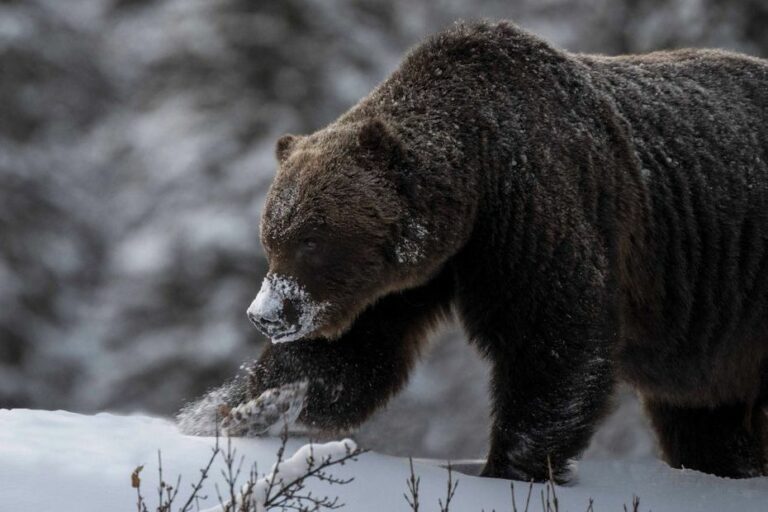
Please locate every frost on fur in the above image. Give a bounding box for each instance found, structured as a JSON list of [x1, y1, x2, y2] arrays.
[[177, 379, 247, 436], [247, 274, 329, 343], [177, 380, 309, 438], [395, 220, 429, 265]]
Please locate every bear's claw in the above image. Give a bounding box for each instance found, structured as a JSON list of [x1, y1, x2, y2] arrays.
[[220, 381, 309, 437]]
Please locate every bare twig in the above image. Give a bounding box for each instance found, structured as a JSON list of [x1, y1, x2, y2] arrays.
[[403, 457, 420, 512], [261, 428, 364, 511], [624, 495, 640, 512], [213, 424, 364, 512], [132, 465, 148, 512], [215, 435, 247, 512], [546, 457, 559, 512], [510, 478, 535, 512], [178, 435, 221, 512], [438, 462, 458, 512]]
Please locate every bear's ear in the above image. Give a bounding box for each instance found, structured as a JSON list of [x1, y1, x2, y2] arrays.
[[358, 118, 418, 201], [275, 134, 299, 164], [357, 118, 401, 156]]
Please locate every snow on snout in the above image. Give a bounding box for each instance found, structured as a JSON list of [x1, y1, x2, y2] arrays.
[[246, 274, 329, 343], [249, 278, 282, 322]]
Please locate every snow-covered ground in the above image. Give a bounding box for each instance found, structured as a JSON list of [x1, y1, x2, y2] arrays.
[[2, 409, 767, 511]]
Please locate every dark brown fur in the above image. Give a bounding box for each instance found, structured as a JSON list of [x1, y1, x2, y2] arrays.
[[215, 21, 768, 481]]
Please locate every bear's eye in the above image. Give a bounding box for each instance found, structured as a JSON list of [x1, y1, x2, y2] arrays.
[[301, 237, 319, 252], [297, 236, 328, 268]]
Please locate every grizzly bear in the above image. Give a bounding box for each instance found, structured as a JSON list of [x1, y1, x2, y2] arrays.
[[179, 21, 768, 482]]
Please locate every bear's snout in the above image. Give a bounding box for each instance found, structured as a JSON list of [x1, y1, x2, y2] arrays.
[[246, 273, 327, 343], [247, 277, 293, 338]]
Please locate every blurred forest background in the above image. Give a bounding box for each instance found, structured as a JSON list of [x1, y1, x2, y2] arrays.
[[2, 0, 766, 460]]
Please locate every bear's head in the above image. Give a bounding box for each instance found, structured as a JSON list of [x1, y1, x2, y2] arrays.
[[247, 119, 432, 343]]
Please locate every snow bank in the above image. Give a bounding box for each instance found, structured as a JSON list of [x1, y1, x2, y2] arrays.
[[1, 409, 766, 511], [201, 438, 358, 512]]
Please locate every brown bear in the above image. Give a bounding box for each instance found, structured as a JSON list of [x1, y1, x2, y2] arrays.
[[179, 20, 768, 482]]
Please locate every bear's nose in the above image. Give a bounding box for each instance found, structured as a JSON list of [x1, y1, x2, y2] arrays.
[[248, 309, 285, 334], [251, 307, 280, 324], [247, 277, 296, 338]]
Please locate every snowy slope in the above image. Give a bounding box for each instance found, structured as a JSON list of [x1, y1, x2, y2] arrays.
[[1, 410, 766, 512]]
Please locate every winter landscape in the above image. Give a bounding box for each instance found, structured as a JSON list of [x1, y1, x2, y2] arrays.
[[2, 0, 767, 510], [3, 409, 768, 511]]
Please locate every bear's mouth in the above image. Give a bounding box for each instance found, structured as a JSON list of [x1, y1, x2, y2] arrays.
[[248, 316, 298, 341], [265, 326, 302, 344], [248, 304, 317, 344]]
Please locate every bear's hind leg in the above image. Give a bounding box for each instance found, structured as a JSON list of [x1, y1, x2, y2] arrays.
[[645, 399, 767, 478]]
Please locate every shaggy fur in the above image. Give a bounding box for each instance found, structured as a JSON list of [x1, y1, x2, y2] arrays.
[[194, 21, 768, 481]]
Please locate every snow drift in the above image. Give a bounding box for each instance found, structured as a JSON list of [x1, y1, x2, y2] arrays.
[[1, 409, 766, 511]]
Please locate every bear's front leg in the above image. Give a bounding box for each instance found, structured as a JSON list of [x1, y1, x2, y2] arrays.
[[481, 328, 615, 483], [465, 244, 616, 483], [232, 268, 454, 435]]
